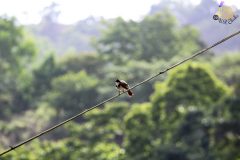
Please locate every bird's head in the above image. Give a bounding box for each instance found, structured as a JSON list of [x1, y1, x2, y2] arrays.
[[115, 79, 120, 83]]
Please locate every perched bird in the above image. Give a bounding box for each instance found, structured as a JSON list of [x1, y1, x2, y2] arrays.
[[115, 79, 133, 97]]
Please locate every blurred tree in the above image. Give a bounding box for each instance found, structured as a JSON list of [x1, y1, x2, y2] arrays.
[[95, 17, 141, 62], [149, 145, 189, 160], [65, 102, 130, 146], [149, 62, 230, 159], [0, 17, 36, 117], [32, 54, 58, 103], [177, 25, 205, 57], [1, 10, 239, 160], [57, 53, 107, 78], [0, 105, 56, 148], [40, 2, 60, 24], [47, 71, 99, 117], [124, 103, 153, 160], [39, 2, 61, 41], [139, 12, 179, 60], [210, 54, 240, 157], [3, 102, 128, 159], [174, 109, 214, 160], [2, 139, 125, 160], [211, 84, 240, 160], [151, 62, 229, 123], [212, 53, 240, 85], [95, 12, 203, 62], [207, 53, 240, 159]]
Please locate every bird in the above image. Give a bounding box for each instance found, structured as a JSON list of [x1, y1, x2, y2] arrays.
[[115, 79, 133, 97]]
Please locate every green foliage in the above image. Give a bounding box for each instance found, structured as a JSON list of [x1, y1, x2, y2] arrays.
[[0, 105, 56, 148], [66, 102, 130, 146], [151, 62, 229, 116], [0, 17, 36, 117], [177, 25, 205, 57], [212, 52, 240, 85], [1, 11, 240, 160], [47, 71, 99, 116], [174, 110, 212, 160], [139, 12, 179, 60], [211, 85, 240, 160], [2, 139, 125, 160], [1, 59, 239, 159], [0, 17, 36, 70], [148, 62, 231, 159], [95, 17, 141, 61], [32, 54, 57, 102], [57, 53, 106, 77], [124, 103, 153, 160], [149, 145, 189, 160], [96, 12, 203, 62]]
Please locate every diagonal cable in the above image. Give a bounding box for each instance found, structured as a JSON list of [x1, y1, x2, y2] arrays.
[[0, 29, 240, 157]]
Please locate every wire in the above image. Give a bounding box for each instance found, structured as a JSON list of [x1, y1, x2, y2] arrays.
[[1, 29, 240, 157]]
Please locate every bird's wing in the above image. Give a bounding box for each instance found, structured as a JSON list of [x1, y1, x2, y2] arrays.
[[120, 80, 129, 89], [119, 80, 127, 84]]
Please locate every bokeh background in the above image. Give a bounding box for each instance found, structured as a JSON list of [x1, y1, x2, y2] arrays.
[[0, 0, 239, 159]]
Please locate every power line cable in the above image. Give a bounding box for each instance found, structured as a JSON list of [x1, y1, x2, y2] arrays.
[[0, 29, 240, 157]]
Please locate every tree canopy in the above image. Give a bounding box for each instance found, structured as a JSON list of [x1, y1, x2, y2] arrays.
[[95, 12, 203, 62], [0, 12, 239, 160]]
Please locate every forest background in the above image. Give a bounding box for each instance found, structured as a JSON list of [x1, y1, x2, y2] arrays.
[[0, 0, 240, 159]]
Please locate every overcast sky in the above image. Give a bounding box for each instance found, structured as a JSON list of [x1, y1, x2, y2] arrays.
[[0, 0, 238, 24]]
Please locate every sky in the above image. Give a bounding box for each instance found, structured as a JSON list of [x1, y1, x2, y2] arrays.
[[0, 0, 239, 24]]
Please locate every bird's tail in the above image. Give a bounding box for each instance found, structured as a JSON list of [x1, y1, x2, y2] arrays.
[[127, 90, 133, 97]]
